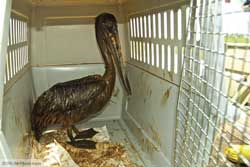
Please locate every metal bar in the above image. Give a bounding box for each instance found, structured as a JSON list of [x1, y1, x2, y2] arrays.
[[175, 0, 250, 166]]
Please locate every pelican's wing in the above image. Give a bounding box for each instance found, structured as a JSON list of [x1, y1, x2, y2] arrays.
[[32, 75, 106, 115]]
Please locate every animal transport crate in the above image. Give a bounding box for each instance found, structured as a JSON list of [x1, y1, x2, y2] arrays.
[[0, 0, 250, 167]]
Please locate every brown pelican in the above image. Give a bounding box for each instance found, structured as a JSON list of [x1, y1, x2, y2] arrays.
[[31, 13, 131, 149]]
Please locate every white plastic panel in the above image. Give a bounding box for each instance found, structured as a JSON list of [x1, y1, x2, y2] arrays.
[[2, 70, 34, 158], [31, 24, 129, 66], [123, 64, 179, 167], [0, 0, 13, 160], [32, 64, 125, 121], [30, 0, 128, 6], [128, 3, 189, 85], [4, 11, 29, 85], [123, 2, 190, 166]]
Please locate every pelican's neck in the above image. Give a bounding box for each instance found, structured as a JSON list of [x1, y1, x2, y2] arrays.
[[96, 31, 116, 81]]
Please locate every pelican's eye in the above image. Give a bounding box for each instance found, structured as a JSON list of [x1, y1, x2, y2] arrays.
[[104, 22, 113, 28]]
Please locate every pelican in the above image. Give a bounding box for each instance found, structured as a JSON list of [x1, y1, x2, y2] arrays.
[[31, 13, 131, 149]]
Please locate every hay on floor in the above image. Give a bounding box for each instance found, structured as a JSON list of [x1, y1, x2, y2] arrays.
[[31, 126, 135, 167]]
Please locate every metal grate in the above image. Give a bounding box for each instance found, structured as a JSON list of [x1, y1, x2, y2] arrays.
[[4, 11, 29, 85], [175, 0, 250, 166], [128, 2, 189, 85]]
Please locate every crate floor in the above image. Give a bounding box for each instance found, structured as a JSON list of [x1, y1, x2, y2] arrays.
[[31, 119, 146, 167], [76, 119, 146, 167]]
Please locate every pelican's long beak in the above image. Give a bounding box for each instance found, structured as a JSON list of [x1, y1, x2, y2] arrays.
[[112, 31, 132, 96]]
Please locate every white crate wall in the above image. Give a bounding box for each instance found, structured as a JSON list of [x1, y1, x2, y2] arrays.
[[128, 4, 190, 85], [4, 11, 29, 85]]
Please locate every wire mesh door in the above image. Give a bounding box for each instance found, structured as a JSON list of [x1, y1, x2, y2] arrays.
[[175, 0, 250, 166]]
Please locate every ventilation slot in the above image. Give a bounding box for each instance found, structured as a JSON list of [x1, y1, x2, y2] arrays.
[[5, 13, 29, 85], [129, 5, 189, 83]]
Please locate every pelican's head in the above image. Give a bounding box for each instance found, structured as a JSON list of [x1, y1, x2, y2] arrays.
[[96, 13, 118, 35], [95, 13, 132, 96], [95, 13, 119, 51]]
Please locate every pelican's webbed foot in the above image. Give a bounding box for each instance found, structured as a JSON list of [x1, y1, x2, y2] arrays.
[[72, 126, 98, 139], [67, 126, 98, 149], [67, 139, 96, 149]]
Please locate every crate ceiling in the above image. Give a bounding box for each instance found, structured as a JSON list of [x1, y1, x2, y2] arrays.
[[30, 0, 128, 6]]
